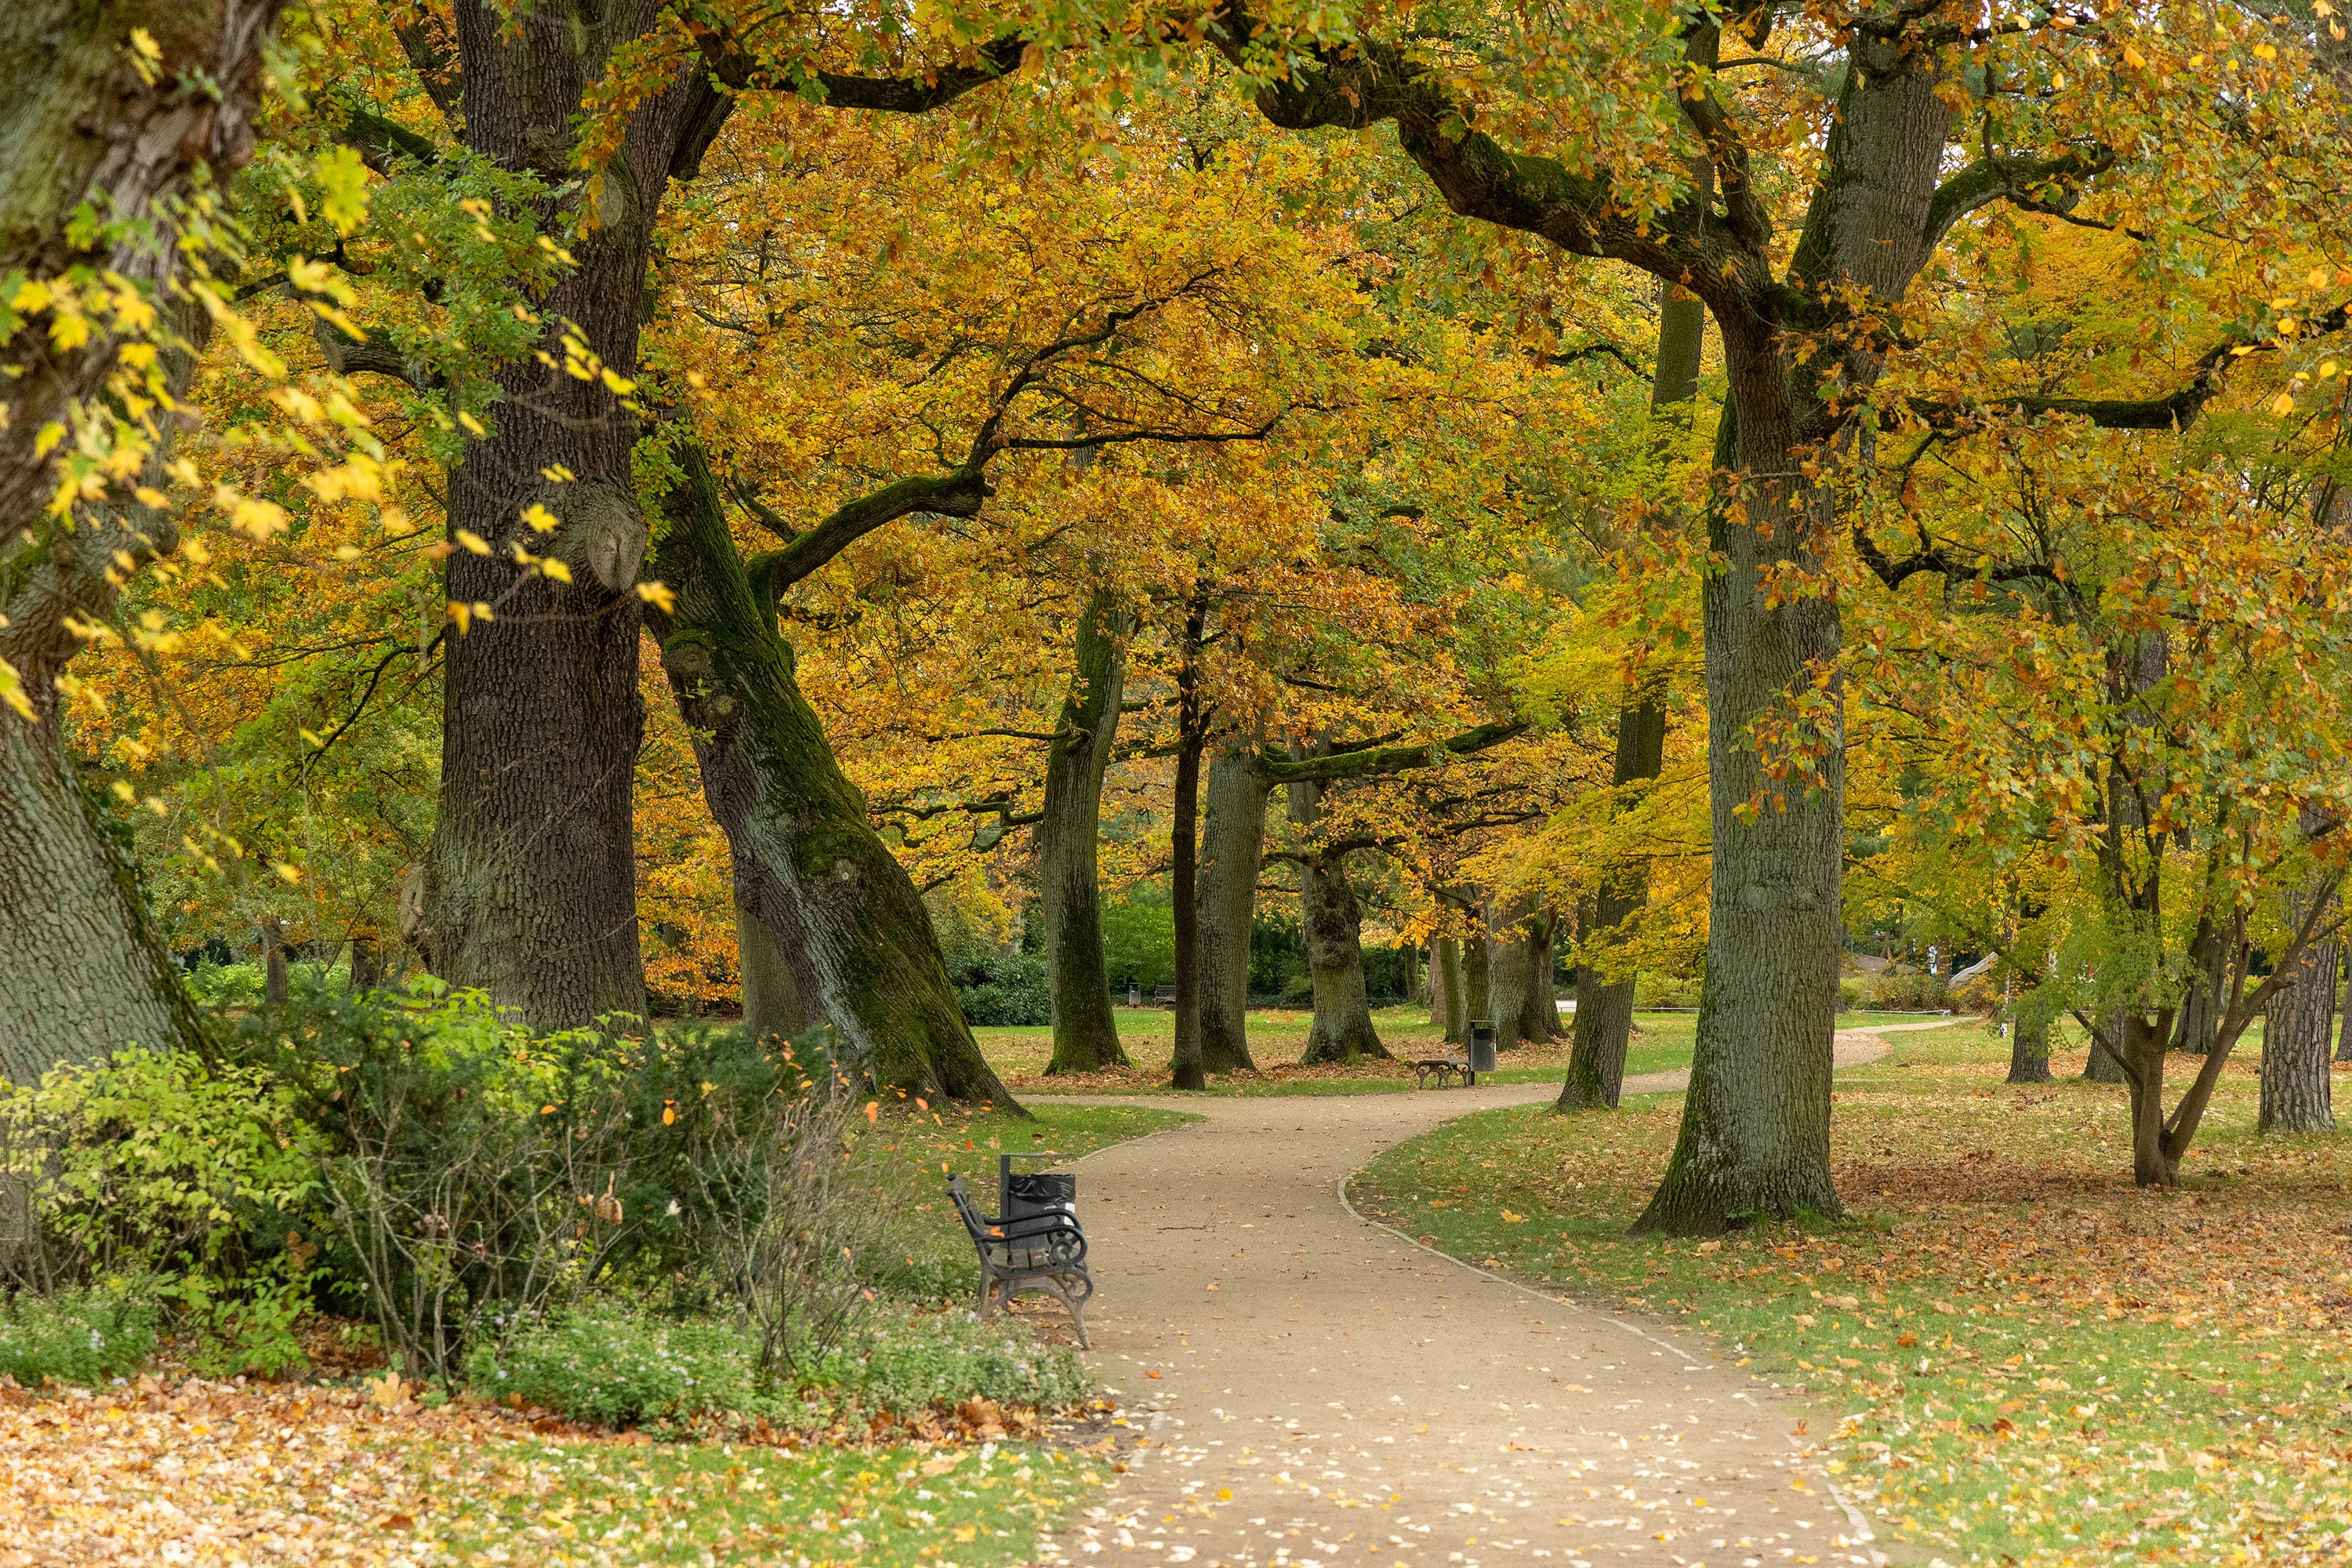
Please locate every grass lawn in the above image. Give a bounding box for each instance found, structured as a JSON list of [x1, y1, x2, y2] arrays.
[[985, 1004, 1957, 1096], [1348, 1020, 2352, 1566]]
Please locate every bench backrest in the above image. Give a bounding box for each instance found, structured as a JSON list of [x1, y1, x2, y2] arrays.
[[946, 1174, 993, 1240]]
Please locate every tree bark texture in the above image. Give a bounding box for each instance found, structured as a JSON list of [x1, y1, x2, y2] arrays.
[[1463, 927, 1492, 1029], [1560, 686, 1670, 1111], [1288, 775, 1387, 1063], [2261, 919, 2337, 1134], [421, 0, 739, 1029], [1634, 41, 1954, 1235], [1194, 748, 1269, 1073], [1168, 593, 1210, 1091], [646, 445, 1013, 1103], [1486, 894, 1536, 1051], [2085, 1009, 2129, 1083], [735, 885, 805, 1044], [2006, 992, 2053, 1083], [1519, 912, 1561, 1042], [2171, 910, 2227, 1055], [260, 918, 289, 1005], [0, 0, 281, 1081], [1436, 936, 1467, 1041], [1040, 591, 1131, 1073]]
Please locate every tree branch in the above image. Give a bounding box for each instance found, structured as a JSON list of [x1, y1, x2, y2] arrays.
[[1258, 719, 1526, 783]]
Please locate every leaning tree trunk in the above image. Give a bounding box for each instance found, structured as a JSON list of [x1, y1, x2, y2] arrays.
[[2261, 905, 2337, 1133], [2006, 988, 2053, 1083], [0, 0, 283, 1081], [647, 446, 1014, 1103], [1040, 591, 1131, 1073], [1195, 749, 1270, 1073], [1288, 775, 1387, 1063]]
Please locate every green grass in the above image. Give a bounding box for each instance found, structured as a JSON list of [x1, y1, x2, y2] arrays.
[[416, 1427, 1108, 1566], [985, 1005, 1955, 1097], [1348, 1019, 2352, 1566]]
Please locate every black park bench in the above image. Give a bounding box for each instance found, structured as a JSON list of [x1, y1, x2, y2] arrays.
[[1410, 1055, 1472, 1087], [947, 1174, 1095, 1348]]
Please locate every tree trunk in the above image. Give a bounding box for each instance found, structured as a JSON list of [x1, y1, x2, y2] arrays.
[[423, 2, 736, 1030], [348, 935, 387, 993], [1168, 593, 1210, 1091], [1436, 936, 1467, 1042], [2261, 920, 2337, 1134], [2120, 1010, 2178, 1185], [259, 918, 289, 1005], [1040, 591, 1131, 1073], [1289, 775, 1387, 1063], [2006, 990, 2053, 1083], [1463, 927, 1493, 1029], [1427, 941, 1448, 1025], [1195, 748, 1269, 1073], [0, 0, 282, 1082], [2085, 1008, 2129, 1083], [2171, 909, 2227, 1054], [735, 884, 805, 1044], [1487, 895, 1534, 1051], [1519, 913, 1560, 1042], [646, 445, 1014, 1103], [1559, 684, 1670, 1111]]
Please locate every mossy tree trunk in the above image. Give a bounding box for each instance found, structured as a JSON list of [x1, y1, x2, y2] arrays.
[[647, 444, 1014, 1104], [1196, 749, 1270, 1073], [0, 0, 280, 1080], [1040, 591, 1131, 1074]]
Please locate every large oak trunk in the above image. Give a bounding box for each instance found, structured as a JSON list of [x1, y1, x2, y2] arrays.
[[2085, 1008, 2129, 1083], [421, 1, 729, 1029], [1040, 592, 1131, 1073], [2006, 989, 2053, 1083], [1195, 750, 1270, 1073], [1519, 912, 1560, 1042], [648, 448, 1013, 1103], [2261, 920, 2337, 1134], [0, 0, 284, 1080], [1486, 895, 1535, 1051]]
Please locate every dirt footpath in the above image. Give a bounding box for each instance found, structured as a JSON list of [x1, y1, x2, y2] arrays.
[[1029, 1025, 1951, 1568]]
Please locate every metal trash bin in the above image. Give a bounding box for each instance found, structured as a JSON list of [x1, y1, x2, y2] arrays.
[[1000, 1153, 1077, 1268], [1466, 1020, 1498, 1077]]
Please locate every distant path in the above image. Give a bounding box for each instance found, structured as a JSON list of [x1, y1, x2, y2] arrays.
[[1032, 1020, 1965, 1568]]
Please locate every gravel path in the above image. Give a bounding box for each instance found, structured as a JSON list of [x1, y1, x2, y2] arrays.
[[1029, 1022, 1962, 1568]]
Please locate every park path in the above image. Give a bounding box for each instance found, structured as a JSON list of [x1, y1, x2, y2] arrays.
[[1027, 1022, 1964, 1568]]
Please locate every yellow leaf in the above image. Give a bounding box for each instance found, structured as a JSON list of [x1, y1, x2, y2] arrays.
[[539, 557, 573, 583], [456, 528, 491, 554], [2271, 390, 2297, 416], [457, 411, 487, 437], [2254, 41, 2278, 60], [447, 601, 472, 635], [636, 579, 677, 612], [128, 26, 162, 60], [271, 861, 303, 884], [2122, 45, 2146, 67], [521, 503, 561, 532]]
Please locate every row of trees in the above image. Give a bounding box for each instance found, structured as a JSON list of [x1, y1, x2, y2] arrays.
[[7, 0, 2352, 1229]]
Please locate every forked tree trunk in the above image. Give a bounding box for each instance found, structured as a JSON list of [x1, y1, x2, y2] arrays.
[[2119, 1009, 2180, 1185], [1289, 776, 1386, 1063], [647, 446, 1013, 1103], [2006, 990, 2053, 1083], [1040, 591, 1131, 1073], [2261, 921, 2337, 1134], [0, 0, 282, 1082], [1195, 749, 1269, 1073]]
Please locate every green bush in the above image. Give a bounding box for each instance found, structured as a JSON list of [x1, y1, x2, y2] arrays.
[[465, 1310, 754, 1426], [806, 1308, 1091, 1415], [0, 1288, 161, 1386], [952, 953, 1051, 1026], [1633, 973, 1704, 1009], [0, 1045, 326, 1374], [1867, 971, 1951, 1011]]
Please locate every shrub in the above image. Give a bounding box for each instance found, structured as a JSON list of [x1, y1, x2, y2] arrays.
[[0, 1288, 161, 1386], [1634, 973, 1704, 1009], [0, 1046, 326, 1374], [952, 954, 1050, 1026], [806, 1308, 1090, 1415], [1867, 971, 1951, 1011], [464, 1309, 753, 1426]]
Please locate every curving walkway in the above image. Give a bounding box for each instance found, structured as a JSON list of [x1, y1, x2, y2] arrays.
[[1028, 1024, 1958, 1568]]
